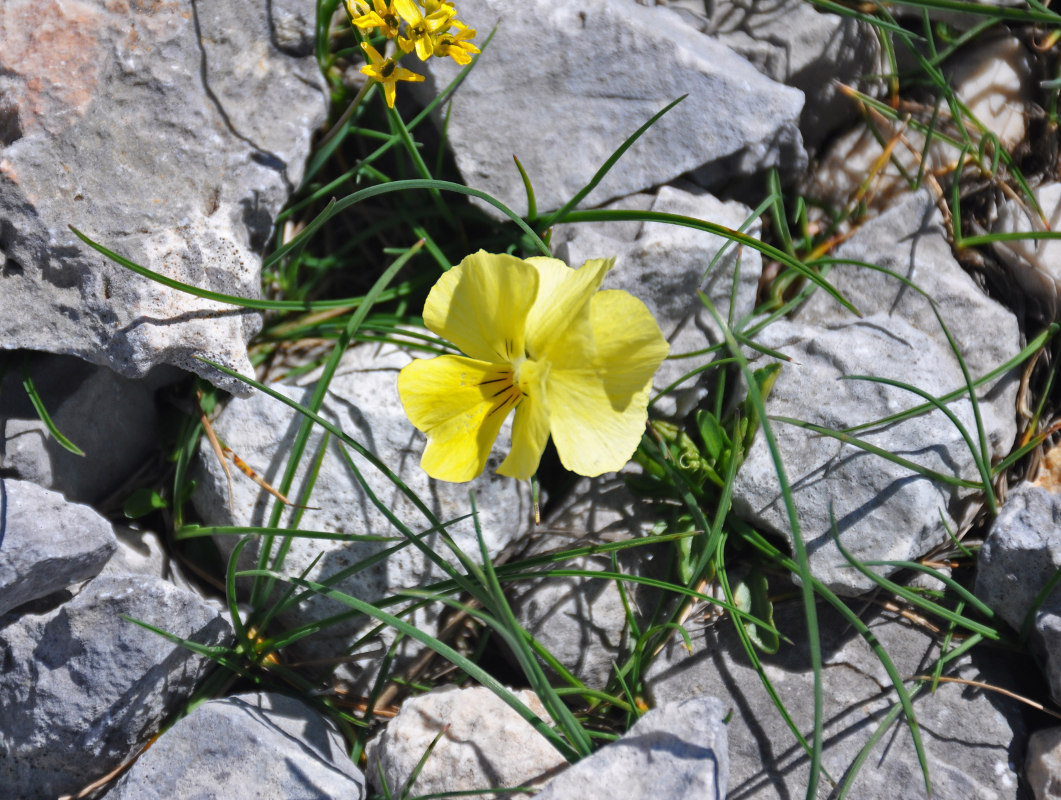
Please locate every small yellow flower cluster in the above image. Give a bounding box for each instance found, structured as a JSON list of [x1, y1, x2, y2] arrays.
[[346, 0, 479, 108]]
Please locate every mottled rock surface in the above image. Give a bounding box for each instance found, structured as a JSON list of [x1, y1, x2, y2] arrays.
[[109, 692, 366, 800], [0, 574, 232, 799], [0, 477, 116, 617], [671, 0, 883, 148], [0, 353, 171, 503], [733, 190, 1020, 595], [419, 0, 805, 218], [0, 0, 327, 393], [192, 344, 532, 680], [977, 483, 1061, 704], [534, 695, 728, 800], [1026, 726, 1061, 800], [647, 600, 1028, 798], [366, 685, 567, 799]]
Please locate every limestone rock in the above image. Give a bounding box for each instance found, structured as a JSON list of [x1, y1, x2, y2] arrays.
[[418, 0, 805, 218], [0, 574, 232, 799], [0, 478, 116, 618], [533, 695, 729, 800], [976, 483, 1061, 705], [647, 599, 1027, 798], [1026, 726, 1061, 800], [108, 692, 366, 800], [733, 190, 1020, 595], [0, 0, 327, 393], [0, 353, 172, 503], [682, 0, 884, 148], [191, 344, 533, 681], [366, 685, 567, 799]]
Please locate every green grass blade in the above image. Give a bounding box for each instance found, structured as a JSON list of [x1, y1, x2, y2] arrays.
[[699, 293, 825, 798], [539, 95, 686, 231], [770, 416, 985, 490], [176, 524, 400, 542], [240, 568, 584, 762], [20, 358, 83, 456], [251, 241, 423, 607], [561, 208, 859, 316], [467, 492, 594, 756]]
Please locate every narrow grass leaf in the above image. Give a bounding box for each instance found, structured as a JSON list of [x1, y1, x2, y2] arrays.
[[21, 359, 83, 456]]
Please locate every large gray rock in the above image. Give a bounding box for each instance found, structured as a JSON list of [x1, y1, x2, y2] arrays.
[[420, 0, 805, 218], [109, 692, 366, 800], [1026, 726, 1061, 800], [0, 573, 232, 799], [799, 190, 1021, 388], [366, 685, 567, 799], [555, 184, 761, 418], [508, 469, 675, 688], [533, 695, 728, 800], [509, 560, 631, 688], [991, 182, 1061, 321], [732, 314, 1006, 596], [0, 0, 327, 393], [0, 353, 171, 503], [0, 478, 116, 617], [191, 344, 533, 681], [646, 600, 1027, 798], [671, 0, 883, 149], [976, 483, 1061, 704], [733, 190, 1020, 595]]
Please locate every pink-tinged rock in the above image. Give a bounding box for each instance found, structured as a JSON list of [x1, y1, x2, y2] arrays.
[[0, 0, 326, 393]]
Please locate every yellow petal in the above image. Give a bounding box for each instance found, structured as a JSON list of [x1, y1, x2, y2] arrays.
[[546, 290, 668, 477], [498, 359, 551, 479], [392, 65, 425, 82], [590, 289, 670, 405], [398, 355, 519, 482], [524, 257, 612, 364], [360, 41, 385, 66], [382, 79, 397, 108], [423, 251, 539, 364], [393, 0, 422, 23], [414, 34, 434, 61], [546, 367, 647, 477]]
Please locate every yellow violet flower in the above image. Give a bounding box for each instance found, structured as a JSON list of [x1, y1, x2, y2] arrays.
[[394, 0, 454, 61], [397, 251, 670, 482], [360, 42, 424, 108], [433, 20, 479, 65]]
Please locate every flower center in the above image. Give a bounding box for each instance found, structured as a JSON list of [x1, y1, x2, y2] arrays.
[[478, 368, 523, 419]]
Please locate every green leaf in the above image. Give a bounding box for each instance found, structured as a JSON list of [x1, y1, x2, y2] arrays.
[[123, 488, 169, 519], [739, 363, 782, 454], [21, 358, 84, 456], [696, 409, 729, 462], [735, 569, 779, 654]]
